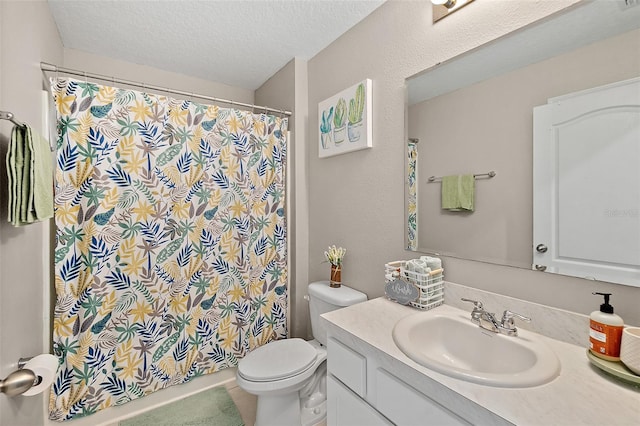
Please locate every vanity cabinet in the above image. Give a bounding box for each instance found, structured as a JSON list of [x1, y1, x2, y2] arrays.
[[326, 337, 469, 426], [323, 298, 640, 425]]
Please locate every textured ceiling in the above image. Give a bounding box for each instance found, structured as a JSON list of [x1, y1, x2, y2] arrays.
[[48, 0, 386, 90]]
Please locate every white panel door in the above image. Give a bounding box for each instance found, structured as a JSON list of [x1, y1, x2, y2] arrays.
[[533, 77, 640, 286]]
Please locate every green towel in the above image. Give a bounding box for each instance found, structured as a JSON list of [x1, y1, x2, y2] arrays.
[[441, 174, 475, 212], [6, 126, 20, 223], [6, 125, 27, 225], [29, 126, 54, 221], [6, 124, 53, 226]]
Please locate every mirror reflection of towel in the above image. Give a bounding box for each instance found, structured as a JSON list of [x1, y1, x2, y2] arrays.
[[441, 174, 475, 212]]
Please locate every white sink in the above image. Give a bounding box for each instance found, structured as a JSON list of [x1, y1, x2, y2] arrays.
[[392, 310, 560, 387]]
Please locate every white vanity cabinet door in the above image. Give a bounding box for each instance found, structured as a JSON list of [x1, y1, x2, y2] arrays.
[[327, 337, 367, 397], [375, 369, 470, 426], [327, 375, 391, 426]]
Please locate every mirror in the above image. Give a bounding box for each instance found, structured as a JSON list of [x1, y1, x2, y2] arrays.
[[405, 1, 640, 286]]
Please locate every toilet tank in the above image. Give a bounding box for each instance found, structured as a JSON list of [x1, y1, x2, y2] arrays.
[[308, 281, 367, 346]]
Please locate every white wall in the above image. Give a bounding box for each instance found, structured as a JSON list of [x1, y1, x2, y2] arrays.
[[0, 2, 63, 425], [307, 0, 640, 326]]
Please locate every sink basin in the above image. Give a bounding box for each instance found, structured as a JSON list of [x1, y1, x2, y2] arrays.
[[392, 310, 560, 387]]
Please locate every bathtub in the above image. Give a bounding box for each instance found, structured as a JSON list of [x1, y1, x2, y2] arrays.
[[43, 368, 237, 426]]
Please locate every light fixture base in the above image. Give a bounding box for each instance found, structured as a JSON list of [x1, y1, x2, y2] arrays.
[[432, 0, 474, 23]]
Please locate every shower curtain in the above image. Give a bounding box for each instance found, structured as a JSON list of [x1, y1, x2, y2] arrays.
[[407, 141, 418, 250], [49, 78, 288, 421]]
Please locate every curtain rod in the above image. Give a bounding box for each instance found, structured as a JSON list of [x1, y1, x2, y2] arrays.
[[40, 62, 292, 117]]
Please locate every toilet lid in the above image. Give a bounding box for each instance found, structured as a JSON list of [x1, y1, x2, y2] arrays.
[[238, 338, 317, 382]]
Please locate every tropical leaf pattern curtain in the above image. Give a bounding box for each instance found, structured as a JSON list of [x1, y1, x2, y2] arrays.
[[49, 78, 288, 421], [407, 141, 418, 250]]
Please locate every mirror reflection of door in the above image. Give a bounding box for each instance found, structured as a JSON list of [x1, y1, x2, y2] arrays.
[[533, 77, 640, 286]]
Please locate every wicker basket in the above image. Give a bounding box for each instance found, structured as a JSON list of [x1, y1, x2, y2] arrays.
[[385, 260, 444, 310]]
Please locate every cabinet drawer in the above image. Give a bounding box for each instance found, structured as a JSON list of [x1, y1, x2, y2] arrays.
[[327, 337, 367, 397], [327, 375, 391, 426], [375, 369, 470, 425]]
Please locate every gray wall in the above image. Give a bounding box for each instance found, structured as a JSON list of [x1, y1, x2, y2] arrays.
[[63, 49, 254, 105], [256, 58, 311, 339], [307, 0, 640, 327], [0, 2, 63, 425], [0, 4, 255, 424], [1, 2, 639, 425]]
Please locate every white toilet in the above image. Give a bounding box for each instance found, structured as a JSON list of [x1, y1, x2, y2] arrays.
[[236, 280, 367, 426]]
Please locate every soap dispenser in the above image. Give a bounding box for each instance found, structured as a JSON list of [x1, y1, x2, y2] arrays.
[[589, 292, 624, 361]]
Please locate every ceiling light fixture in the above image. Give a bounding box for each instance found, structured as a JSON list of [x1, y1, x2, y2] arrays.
[[432, 0, 474, 23], [432, 0, 456, 8]]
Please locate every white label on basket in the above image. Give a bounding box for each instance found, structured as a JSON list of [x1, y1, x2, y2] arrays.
[[385, 278, 419, 305]]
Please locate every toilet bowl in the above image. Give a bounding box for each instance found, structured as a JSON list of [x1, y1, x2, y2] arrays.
[[236, 339, 327, 426], [235, 281, 367, 426]]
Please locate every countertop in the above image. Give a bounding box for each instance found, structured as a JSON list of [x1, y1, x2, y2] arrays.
[[321, 297, 640, 426]]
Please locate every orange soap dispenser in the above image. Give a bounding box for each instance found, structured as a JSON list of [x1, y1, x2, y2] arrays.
[[589, 292, 624, 361]]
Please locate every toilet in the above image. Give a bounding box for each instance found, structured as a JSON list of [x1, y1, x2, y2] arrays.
[[236, 280, 367, 426]]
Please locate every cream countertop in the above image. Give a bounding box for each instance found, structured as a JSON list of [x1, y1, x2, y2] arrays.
[[321, 298, 640, 426]]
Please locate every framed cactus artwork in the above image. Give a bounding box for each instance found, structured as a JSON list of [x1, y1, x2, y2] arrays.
[[318, 79, 372, 158]]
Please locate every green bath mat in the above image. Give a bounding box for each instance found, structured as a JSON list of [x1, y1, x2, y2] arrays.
[[119, 386, 244, 426]]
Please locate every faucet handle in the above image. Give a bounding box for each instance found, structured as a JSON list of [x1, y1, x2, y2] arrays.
[[461, 298, 484, 310], [501, 310, 531, 327]]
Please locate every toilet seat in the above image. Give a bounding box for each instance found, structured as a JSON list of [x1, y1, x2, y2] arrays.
[[235, 281, 367, 426], [238, 338, 318, 382]]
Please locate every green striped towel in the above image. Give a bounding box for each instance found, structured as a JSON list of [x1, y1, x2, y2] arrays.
[[6, 124, 53, 225]]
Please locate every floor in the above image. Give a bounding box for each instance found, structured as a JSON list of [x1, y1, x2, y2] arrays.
[[225, 380, 258, 426]]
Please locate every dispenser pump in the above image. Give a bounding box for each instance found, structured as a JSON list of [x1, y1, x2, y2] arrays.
[[593, 292, 614, 314], [589, 291, 624, 361]]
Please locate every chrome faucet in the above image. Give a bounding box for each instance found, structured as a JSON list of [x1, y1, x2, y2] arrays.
[[499, 310, 532, 336], [461, 298, 500, 332], [461, 298, 531, 336]]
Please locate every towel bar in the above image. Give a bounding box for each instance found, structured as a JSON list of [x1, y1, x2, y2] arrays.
[[428, 170, 496, 182], [0, 110, 25, 127], [1, 109, 55, 152]]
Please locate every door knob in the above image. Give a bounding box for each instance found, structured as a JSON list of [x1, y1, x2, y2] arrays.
[[536, 244, 548, 253], [534, 264, 547, 272]]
